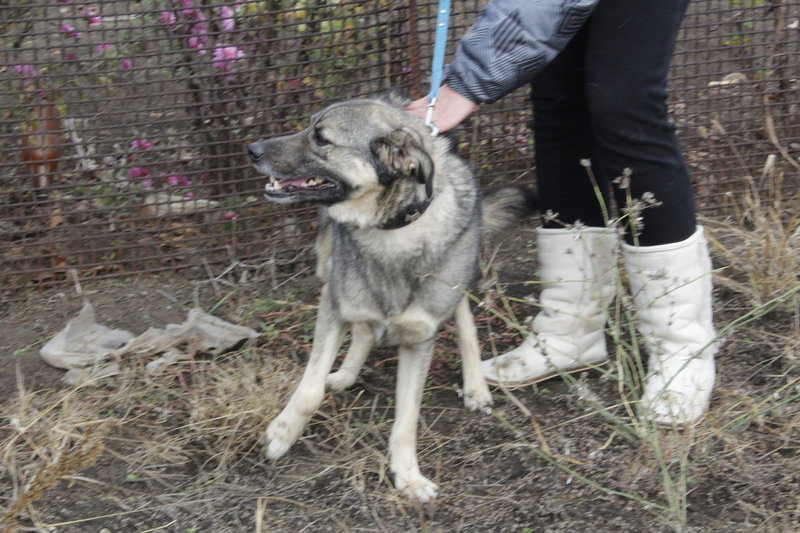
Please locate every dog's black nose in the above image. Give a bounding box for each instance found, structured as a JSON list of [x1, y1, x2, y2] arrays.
[[248, 142, 264, 163]]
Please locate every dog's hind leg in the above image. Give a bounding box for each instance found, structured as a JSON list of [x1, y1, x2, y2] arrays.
[[454, 296, 493, 412], [266, 286, 345, 459], [326, 322, 375, 391], [389, 338, 438, 502]]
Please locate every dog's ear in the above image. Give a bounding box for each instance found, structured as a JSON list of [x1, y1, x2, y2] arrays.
[[370, 128, 434, 198]]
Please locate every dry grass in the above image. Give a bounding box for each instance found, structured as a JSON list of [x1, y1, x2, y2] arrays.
[[704, 171, 799, 308], [0, 339, 304, 531], [1, 278, 798, 532], [1, 374, 110, 532], [703, 166, 799, 381], [1, 165, 798, 531]]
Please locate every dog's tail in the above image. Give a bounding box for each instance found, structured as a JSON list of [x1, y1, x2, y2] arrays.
[[481, 184, 538, 234]]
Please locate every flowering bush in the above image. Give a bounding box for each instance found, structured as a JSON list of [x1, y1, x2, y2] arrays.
[[3, 0, 522, 279], [7, 0, 398, 205]]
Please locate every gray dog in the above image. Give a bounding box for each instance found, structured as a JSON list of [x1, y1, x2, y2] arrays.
[[248, 97, 534, 502]]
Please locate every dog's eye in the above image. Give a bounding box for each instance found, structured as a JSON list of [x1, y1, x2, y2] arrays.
[[313, 127, 331, 147]]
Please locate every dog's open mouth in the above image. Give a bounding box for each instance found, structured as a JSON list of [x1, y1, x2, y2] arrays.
[[263, 175, 343, 202]]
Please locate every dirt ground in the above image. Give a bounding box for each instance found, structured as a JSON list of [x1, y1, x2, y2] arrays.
[[1, 226, 798, 533]]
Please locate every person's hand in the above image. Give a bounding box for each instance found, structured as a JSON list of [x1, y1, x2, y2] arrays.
[[405, 85, 477, 133]]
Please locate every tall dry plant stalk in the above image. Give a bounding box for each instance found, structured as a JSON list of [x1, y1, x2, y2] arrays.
[[1, 424, 109, 532]]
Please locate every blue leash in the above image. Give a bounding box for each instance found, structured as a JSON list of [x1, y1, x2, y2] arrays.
[[424, 0, 451, 136]]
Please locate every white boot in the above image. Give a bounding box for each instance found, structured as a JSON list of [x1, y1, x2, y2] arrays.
[[623, 226, 721, 427], [482, 226, 618, 387]]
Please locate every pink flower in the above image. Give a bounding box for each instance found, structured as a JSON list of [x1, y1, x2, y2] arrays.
[[82, 8, 102, 25], [120, 59, 133, 70], [131, 139, 153, 150], [141, 177, 154, 189], [180, 10, 209, 53], [220, 5, 235, 31], [13, 64, 37, 79], [128, 167, 151, 179], [166, 174, 191, 187], [185, 192, 197, 199], [188, 9, 206, 22], [188, 37, 208, 54], [160, 11, 177, 24], [94, 43, 113, 54], [60, 22, 81, 38], [222, 212, 239, 220], [212, 45, 245, 72]]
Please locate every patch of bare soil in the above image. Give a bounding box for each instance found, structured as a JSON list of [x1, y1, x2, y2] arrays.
[[1, 228, 798, 533]]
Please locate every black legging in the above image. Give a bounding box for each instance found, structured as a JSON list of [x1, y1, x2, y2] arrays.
[[530, 0, 696, 246]]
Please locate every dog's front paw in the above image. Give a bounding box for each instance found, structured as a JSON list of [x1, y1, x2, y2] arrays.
[[394, 470, 439, 503], [462, 384, 493, 413], [325, 369, 358, 391], [264, 412, 303, 460]]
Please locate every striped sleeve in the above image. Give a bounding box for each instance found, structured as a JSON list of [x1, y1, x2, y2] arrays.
[[445, 0, 599, 103]]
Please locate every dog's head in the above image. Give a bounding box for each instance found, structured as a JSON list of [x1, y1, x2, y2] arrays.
[[248, 99, 435, 210]]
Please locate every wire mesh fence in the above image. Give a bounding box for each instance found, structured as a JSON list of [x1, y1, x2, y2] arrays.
[[1, 0, 798, 304]]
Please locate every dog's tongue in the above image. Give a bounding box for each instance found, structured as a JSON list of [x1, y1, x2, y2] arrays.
[[282, 178, 311, 188]]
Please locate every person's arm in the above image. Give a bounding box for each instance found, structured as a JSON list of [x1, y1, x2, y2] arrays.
[[447, 0, 598, 103], [407, 0, 599, 131]]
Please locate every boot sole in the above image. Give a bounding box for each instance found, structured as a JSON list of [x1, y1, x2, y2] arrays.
[[485, 359, 609, 389], [642, 408, 708, 431], [654, 415, 705, 430], [486, 359, 710, 430]]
